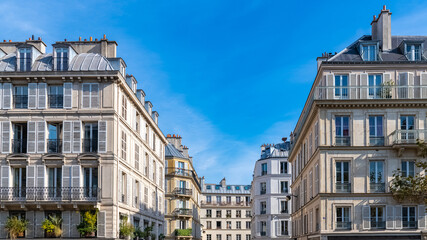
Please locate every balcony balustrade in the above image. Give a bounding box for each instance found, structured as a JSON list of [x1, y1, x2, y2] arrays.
[[335, 221, 352, 230], [48, 94, 64, 108], [369, 136, 385, 146], [391, 129, 427, 144], [0, 187, 100, 201], [173, 208, 193, 217], [369, 183, 385, 193], [83, 138, 98, 153], [336, 182, 351, 193], [12, 139, 27, 153], [47, 139, 62, 153], [370, 220, 386, 229], [166, 168, 201, 189], [172, 188, 192, 197], [403, 221, 418, 229], [335, 136, 350, 146]]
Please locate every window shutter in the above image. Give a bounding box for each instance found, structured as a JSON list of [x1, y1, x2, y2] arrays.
[[395, 205, 402, 229], [418, 205, 426, 230], [421, 72, 427, 98], [91, 83, 99, 108], [349, 73, 357, 99], [26, 211, 34, 237], [0, 212, 7, 238], [63, 121, 72, 153], [2, 83, 11, 109], [326, 73, 334, 99], [275, 221, 279, 236], [360, 73, 368, 99], [62, 166, 71, 188], [72, 121, 81, 153], [36, 121, 46, 153], [139, 181, 143, 209], [63, 82, 73, 109], [386, 205, 394, 229], [1, 122, 9, 154], [28, 83, 38, 109], [62, 211, 71, 238], [1, 166, 10, 188], [35, 211, 45, 238], [71, 211, 80, 238], [36, 165, 45, 188], [26, 166, 36, 188], [37, 83, 47, 109], [0, 83, 3, 110], [98, 120, 107, 153], [71, 165, 80, 187], [26, 121, 36, 153], [362, 205, 370, 230], [82, 84, 91, 108], [97, 211, 106, 237], [118, 170, 122, 202], [398, 73, 409, 99], [127, 175, 131, 205], [408, 72, 415, 98]]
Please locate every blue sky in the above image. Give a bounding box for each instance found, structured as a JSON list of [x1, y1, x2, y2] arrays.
[[1, 0, 427, 184]]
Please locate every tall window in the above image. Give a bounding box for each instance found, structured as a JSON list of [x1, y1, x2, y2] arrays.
[[206, 209, 212, 218], [152, 160, 156, 181], [402, 206, 417, 228], [401, 161, 415, 177], [336, 162, 350, 192], [280, 200, 288, 213], [369, 116, 384, 146], [280, 221, 289, 235], [83, 123, 98, 153], [120, 172, 126, 203], [216, 210, 221, 218], [369, 74, 382, 98], [280, 162, 288, 174], [153, 133, 156, 151], [236, 221, 241, 229], [260, 201, 266, 214], [236, 196, 241, 204], [400, 115, 415, 143], [216, 196, 221, 204], [206, 221, 212, 229], [13, 86, 28, 109], [335, 116, 350, 146], [121, 95, 127, 120], [336, 207, 351, 229], [47, 167, 61, 198], [246, 221, 251, 229], [56, 48, 69, 70], [370, 206, 385, 229], [260, 182, 266, 195], [226, 196, 231, 204], [261, 163, 267, 175], [121, 131, 127, 160], [207, 235, 211, 240], [361, 44, 377, 61], [13, 123, 27, 154], [48, 85, 63, 108], [260, 221, 267, 236], [334, 75, 348, 99], [134, 144, 140, 170], [19, 48, 31, 71], [236, 234, 241, 240], [226, 222, 231, 229], [406, 44, 421, 61], [135, 112, 140, 132], [280, 181, 288, 193], [369, 161, 385, 192], [82, 83, 99, 108], [83, 168, 98, 198], [145, 124, 149, 143], [206, 196, 211, 203]]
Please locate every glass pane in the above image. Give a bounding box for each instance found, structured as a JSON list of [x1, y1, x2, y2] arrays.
[[336, 162, 342, 182], [377, 116, 383, 136], [343, 162, 349, 182]]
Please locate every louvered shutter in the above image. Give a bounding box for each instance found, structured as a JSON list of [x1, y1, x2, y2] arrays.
[[98, 120, 107, 153], [395, 205, 402, 229], [2, 83, 11, 109], [1, 166, 9, 188], [71, 211, 80, 237], [28, 83, 38, 109], [275, 221, 279, 236], [362, 205, 370, 230], [26, 166, 36, 200], [139, 181, 143, 209], [27, 121, 36, 153], [360, 73, 368, 99], [398, 73, 408, 99], [91, 83, 99, 108], [63, 121, 72, 153], [1, 122, 10, 154], [418, 205, 426, 229], [386, 205, 394, 229], [36, 121, 46, 153], [0, 83, 3, 109], [349, 73, 357, 99], [63, 82, 73, 109], [118, 170, 123, 202], [408, 72, 415, 99], [97, 211, 106, 237], [127, 175, 131, 205], [0, 212, 7, 238], [62, 211, 71, 238], [62, 166, 71, 199], [26, 211, 34, 238], [326, 73, 334, 99], [37, 83, 47, 109], [71, 165, 80, 187], [421, 72, 427, 98], [37, 165, 45, 188], [72, 121, 81, 153], [82, 84, 90, 108], [35, 211, 45, 237]]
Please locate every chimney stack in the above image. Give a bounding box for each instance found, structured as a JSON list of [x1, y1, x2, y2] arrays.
[[371, 6, 392, 51]]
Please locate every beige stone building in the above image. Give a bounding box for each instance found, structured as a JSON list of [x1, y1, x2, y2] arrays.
[[289, 7, 427, 240], [0, 36, 167, 239], [164, 134, 202, 240], [201, 178, 252, 240]]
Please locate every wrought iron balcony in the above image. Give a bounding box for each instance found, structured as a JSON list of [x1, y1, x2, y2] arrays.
[[403, 221, 418, 229], [166, 168, 201, 189], [336, 182, 351, 193], [370, 220, 386, 229], [335, 221, 352, 230], [260, 231, 266, 236], [173, 208, 192, 217], [335, 136, 350, 146], [172, 187, 192, 196], [369, 183, 385, 193], [48, 94, 63, 108], [83, 138, 98, 153], [47, 139, 62, 153], [391, 129, 427, 144], [0, 187, 100, 201], [12, 139, 27, 153]]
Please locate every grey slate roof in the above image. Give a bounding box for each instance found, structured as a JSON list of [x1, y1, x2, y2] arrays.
[[0, 53, 16, 71], [165, 144, 187, 159], [32, 53, 53, 71], [328, 35, 427, 62]]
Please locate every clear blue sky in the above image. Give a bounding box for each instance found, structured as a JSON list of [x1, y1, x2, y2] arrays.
[[1, 0, 427, 184]]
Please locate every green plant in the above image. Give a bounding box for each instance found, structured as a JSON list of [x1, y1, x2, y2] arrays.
[[159, 233, 165, 240], [42, 215, 63, 237], [119, 216, 134, 239], [140, 226, 153, 240], [381, 80, 394, 98], [134, 227, 143, 238], [175, 228, 192, 236], [77, 210, 98, 237], [5, 216, 28, 240]]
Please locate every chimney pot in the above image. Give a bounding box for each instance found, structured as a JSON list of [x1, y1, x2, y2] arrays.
[[84, 39, 87, 41], [103, 34, 106, 39], [38, 37, 41, 40], [9, 40, 11, 42], [64, 39, 67, 42], [29, 38, 31, 40], [373, 15, 376, 21], [95, 38, 98, 41], [3, 40, 5, 42], [383, 5, 386, 10], [90, 37, 93, 41], [79, 36, 82, 41]]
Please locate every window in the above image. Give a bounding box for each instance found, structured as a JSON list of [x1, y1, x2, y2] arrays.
[[216, 210, 221, 218], [336, 207, 351, 229], [244, 186, 250, 190], [335, 116, 350, 146], [83, 167, 98, 198], [215, 185, 220, 190], [226, 186, 231, 190], [120, 172, 126, 203], [206, 196, 211, 203], [207, 235, 211, 240], [47, 167, 61, 198], [226, 221, 231, 229], [369, 74, 382, 98], [370, 206, 385, 229], [13, 86, 28, 109], [144, 153, 149, 176], [246, 210, 251, 217], [216, 196, 221, 203], [260, 221, 267, 236], [121, 131, 127, 160], [236, 234, 241, 240], [236, 210, 241, 218], [246, 221, 251, 229], [206, 209, 212, 218], [280, 162, 288, 174], [135, 112, 140, 132], [235, 186, 240, 190], [260, 201, 266, 214], [145, 124, 149, 143], [152, 160, 156, 181], [280, 221, 289, 235], [400, 115, 415, 143], [19, 48, 31, 71], [361, 44, 377, 61], [12, 168, 26, 197], [226, 196, 231, 204], [82, 83, 99, 108], [280, 181, 288, 193], [261, 163, 267, 175], [260, 182, 266, 195], [236, 221, 241, 229], [336, 162, 350, 192], [206, 221, 212, 229], [153, 133, 156, 151], [121, 95, 127, 120], [56, 48, 69, 70], [216, 235, 221, 240], [226, 210, 231, 218], [236, 196, 241, 203], [206, 185, 211, 190], [402, 206, 417, 228], [334, 75, 348, 99], [134, 180, 139, 207], [401, 161, 415, 177], [369, 161, 385, 192], [369, 116, 384, 146], [134, 144, 140, 170], [406, 44, 422, 61], [83, 123, 98, 153], [280, 200, 288, 213], [48, 85, 63, 108], [216, 221, 222, 230]]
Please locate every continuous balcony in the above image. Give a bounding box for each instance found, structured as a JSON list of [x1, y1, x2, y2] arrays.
[[370, 220, 386, 229], [172, 208, 193, 218], [200, 200, 248, 207], [170, 187, 192, 197], [0, 187, 100, 202], [166, 168, 201, 189]]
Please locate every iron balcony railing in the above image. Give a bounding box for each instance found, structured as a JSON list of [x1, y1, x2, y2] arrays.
[[47, 139, 62, 153], [391, 129, 427, 144], [403, 221, 418, 229], [370, 220, 386, 229], [370, 183, 386, 193], [314, 85, 427, 100], [13, 95, 28, 109], [166, 168, 201, 190], [173, 208, 193, 216], [12, 139, 27, 153], [83, 138, 98, 153], [336, 182, 351, 193], [172, 188, 192, 196], [48, 94, 63, 108], [335, 136, 350, 146], [335, 222, 352, 230], [0, 187, 100, 201], [369, 136, 385, 146], [260, 231, 266, 236]]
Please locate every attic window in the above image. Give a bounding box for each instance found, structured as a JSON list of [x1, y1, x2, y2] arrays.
[[360, 44, 377, 61], [235, 186, 240, 190], [19, 48, 31, 71], [226, 186, 231, 190], [405, 44, 422, 61], [206, 185, 211, 190], [56, 48, 68, 71]]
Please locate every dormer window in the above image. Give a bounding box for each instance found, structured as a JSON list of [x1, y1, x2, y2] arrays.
[[360, 44, 377, 61], [406, 44, 421, 61], [19, 48, 31, 71], [56, 48, 69, 70]]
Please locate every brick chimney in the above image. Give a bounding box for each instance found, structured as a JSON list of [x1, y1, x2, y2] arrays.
[[220, 178, 226, 187], [166, 134, 183, 151], [371, 6, 392, 51]]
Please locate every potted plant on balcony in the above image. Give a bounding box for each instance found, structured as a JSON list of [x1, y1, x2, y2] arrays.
[[175, 228, 192, 237], [5, 216, 28, 240], [139, 225, 153, 240], [119, 216, 134, 240], [134, 227, 143, 240], [381, 80, 394, 99], [41, 215, 63, 238], [77, 210, 98, 237], [159, 233, 165, 240]]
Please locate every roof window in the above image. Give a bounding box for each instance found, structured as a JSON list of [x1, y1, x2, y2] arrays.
[[405, 43, 422, 61], [360, 43, 378, 61]]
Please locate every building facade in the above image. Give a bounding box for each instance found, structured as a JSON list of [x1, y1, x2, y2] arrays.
[[201, 178, 251, 240], [164, 134, 202, 240], [0, 36, 167, 239], [289, 7, 427, 240], [251, 141, 292, 240]]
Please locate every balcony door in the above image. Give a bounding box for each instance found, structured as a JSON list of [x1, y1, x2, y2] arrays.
[[12, 168, 26, 198], [13, 123, 27, 153], [47, 168, 61, 198], [84, 168, 98, 198], [336, 162, 350, 192], [13, 86, 28, 109], [83, 123, 98, 153], [369, 161, 384, 192], [368, 75, 382, 99], [48, 123, 62, 153], [400, 116, 415, 142]]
